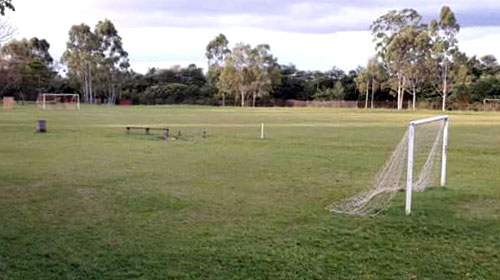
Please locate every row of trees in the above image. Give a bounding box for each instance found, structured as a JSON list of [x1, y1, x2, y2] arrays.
[[0, 2, 499, 109], [62, 20, 129, 105], [357, 7, 478, 111]]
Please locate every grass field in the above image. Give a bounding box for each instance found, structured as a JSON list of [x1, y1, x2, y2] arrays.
[[1, 105, 500, 279]]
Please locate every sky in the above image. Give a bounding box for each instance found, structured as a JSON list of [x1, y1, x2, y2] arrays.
[[5, 0, 500, 73]]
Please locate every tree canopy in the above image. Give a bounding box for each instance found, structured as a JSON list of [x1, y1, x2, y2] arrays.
[[0, 0, 14, 16]]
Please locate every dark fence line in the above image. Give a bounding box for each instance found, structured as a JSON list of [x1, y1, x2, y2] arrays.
[[257, 100, 406, 109], [257, 100, 500, 111]]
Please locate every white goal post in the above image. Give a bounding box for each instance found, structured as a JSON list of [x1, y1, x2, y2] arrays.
[[37, 93, 80, 110], [405, 115, 449, 215], [328, 115, 450, 216], [483, 99, 500, 110]]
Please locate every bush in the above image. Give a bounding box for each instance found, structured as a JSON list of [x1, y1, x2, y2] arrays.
[[139, 83, 201, 105]]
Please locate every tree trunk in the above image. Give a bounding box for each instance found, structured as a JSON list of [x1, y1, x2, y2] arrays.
[[88, 63, 94, 105], [252, 92, 256, 107], [412, 85, 416, 111], [110, 76, 116, 105], [83, 71, 88, 104], [397, 76, 406, 110], [371, 77, 375, 109], [222, 93, 225, 106], [364, 81, 369, 109], [442, 74, 447, 112], [241, 91, 245, 107], [397, 75, 402, 110], [401, 77, 406, 110]]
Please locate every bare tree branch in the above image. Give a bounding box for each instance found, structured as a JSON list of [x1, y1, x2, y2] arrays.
[[0, 18, 16, 46]]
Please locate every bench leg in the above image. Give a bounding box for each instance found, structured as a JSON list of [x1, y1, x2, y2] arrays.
[[164, 128, 169, 140], [126, 127, 130, 134], [145, 128, 150, 135]]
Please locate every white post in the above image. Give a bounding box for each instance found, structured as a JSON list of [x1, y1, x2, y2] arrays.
[[77, 95, 80, 110], [42, 94, 46, 110], [440, 118, 449, 186], [261, 123, 265, 139], [405, 123, 416, 215]]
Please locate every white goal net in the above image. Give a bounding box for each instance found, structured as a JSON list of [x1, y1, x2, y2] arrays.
[[36, 93, 80, 110], [483, 99, 500, 111], [327, 115, 449, 216]]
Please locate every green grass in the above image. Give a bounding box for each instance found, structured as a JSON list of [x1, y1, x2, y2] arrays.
[[1, 105, 499, 279]]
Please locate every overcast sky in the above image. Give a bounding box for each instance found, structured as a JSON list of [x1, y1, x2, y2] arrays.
[[5, 0, 500, 73]]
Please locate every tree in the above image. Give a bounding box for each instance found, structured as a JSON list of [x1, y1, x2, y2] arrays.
[[356, 67, 370, 108], [95, 19, 129, 104], [206, 34, 230, 105], [479, 55, 498, 76], [0, 0, 14, 16], [217, 42, 279, 107], [62, 23, 100, 104], [403, 27, 432, 111], [365, 58, 390, 109], [206, 34, 230, 69], [371, 8, 423, 110], [429, 6, 460, 111], [449, 51, 471, 105], [248, 44, 280, 106], [217, 60, 239, 106], [332, 81, 344, 100], [0, 37, 55, 100], [227, 43, 251, 107], [140, 83, 199, 105]]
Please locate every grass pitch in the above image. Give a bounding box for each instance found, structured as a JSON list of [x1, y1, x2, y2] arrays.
[[1, 105, 499, 279]]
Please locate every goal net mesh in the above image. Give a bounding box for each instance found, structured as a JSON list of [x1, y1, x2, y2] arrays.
[[327, 120, 445, 216], [37, 94, 79, 110]]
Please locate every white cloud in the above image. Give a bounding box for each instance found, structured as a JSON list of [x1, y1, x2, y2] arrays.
[[3, 0, 500, 73]]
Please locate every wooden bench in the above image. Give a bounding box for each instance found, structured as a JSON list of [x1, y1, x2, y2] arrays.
[[126, 126, 170, 138]]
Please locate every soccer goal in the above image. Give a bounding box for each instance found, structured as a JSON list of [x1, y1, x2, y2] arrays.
[[36, 93, 80, 110], [327, 115, 449, 216], [483, 99, 500, 111]]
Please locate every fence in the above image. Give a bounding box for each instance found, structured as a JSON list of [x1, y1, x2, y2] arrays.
[[259, 100, 498, 111], [259, 100, 408, 109]]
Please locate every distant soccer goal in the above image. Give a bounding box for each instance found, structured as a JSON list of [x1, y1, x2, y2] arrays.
[[327, 115, 449, 216], [36, 93, 80, 110], [483, 99, 500, 111]]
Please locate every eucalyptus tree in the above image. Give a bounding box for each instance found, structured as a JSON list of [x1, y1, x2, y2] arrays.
[[429, 6, 460, 111], [248, 44, 280, 107], [62, 20, 129, 104], [62, 23, 99, 104], [206, 33, 230, 68], [356, 67, 370, 108], [371, 8, 423, 110], [206, 34, 230, 104], [217, 42, 279, 107], [229, 43, 253, 107], [95, 19, 129, 104], [217, 61, 237, 106], [366, 58, 383, 109], [403, 27, 432, 111]]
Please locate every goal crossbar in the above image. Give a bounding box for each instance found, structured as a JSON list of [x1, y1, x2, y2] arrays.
[[406, 115, 449, 215], [409, 115, 449, 126], [39, 93, 80, 110]]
